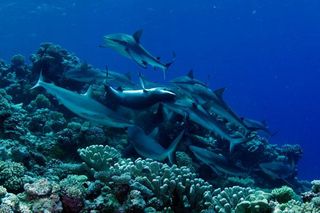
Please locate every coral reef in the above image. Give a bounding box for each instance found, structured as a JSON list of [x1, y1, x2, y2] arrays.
[[0, 161, 26, 192], [271, 186, 297, 204], [0, 43, 317, 212]]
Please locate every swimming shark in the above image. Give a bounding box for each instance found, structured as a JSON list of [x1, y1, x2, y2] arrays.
[[64, 64, 106, 83], [189, 145, 247, 177], [170, 70, 208, 88], [259, 161, 295, 180], [163, 102, 249, 152], [127, 125, 184, 163], [241, 117, 271, 135], [101, 29, 176, 78], [104, 73, 176, 109], [64, 65, 136, 88], [31, 72, 132, 128], [175, 84, 250, 136]]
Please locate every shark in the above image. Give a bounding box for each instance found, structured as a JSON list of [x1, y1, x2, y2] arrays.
[[241, 117, 271, 135], [31, 72, 132, 128], [259, 161, 295, 180], [64, 65, 136, 88], [64, 65, 106, 83], [170, 70, 208, 88], [189, 145, 247, 177], [163, 102, 249, 152], [127, 125, 184, 163], [104, 73, 176, 109], [101, 29, 176, 78], [174, 83, 250, 136]]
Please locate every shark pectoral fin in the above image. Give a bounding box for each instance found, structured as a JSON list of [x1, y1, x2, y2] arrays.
[[116, 86, 123, 92], [166, 130, 185, 164], [138, 72, 146, 90], [82, 85, 94, 98], [209, 165, 224, 176], [142, 60, 148, 67], [149, 127, 159, 139], [133, 29, 143, 43], [31, 70, 45, 89], [127, 50, 148, 69]]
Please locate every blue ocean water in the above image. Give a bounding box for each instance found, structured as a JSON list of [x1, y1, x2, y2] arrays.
[[0, 0, 319, 180]]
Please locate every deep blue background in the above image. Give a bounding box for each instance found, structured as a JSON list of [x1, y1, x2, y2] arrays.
[[1, 0, 319, 180]]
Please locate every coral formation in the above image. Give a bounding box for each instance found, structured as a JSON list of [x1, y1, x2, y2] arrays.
[[0, 43, 317, 212], [0, 161, 26, 192], [271, 186, 297, 204]]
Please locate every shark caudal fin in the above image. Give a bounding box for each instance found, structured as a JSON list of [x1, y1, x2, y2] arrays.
[[166, 130, 185, 164], [31, 70, 44, 89], [162, 52, 176, 80]]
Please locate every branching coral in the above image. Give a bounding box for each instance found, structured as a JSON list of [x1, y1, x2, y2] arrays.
[[205, 186, 272, 213], [78, 145, 121, 172]]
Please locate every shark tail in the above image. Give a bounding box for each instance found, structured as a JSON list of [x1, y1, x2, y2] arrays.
[[31, 71, 44, 89], [164, 51, 176, 69], [166, 130, 185, 164], [162, 52, 176, 80]]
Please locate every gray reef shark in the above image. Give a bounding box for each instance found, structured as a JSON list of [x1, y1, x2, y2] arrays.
[[189, 145, 247, 177], [170, 70, 208, 88], [64, 65, 106, 83], [104, 73, 176, 109], [241, 117, 271, 135], [163, 102, 249, 152], [174, 83, 250, 136], [32, 72, 132, 128], [259, 161, 295, 180], [64, 65, 136, 88], [101, 29, 175, 78], [128, 126, 184, 163]]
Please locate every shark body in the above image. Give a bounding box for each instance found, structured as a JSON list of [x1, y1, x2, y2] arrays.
[[104, 74, 176, 109], [102, 30, 175, 78], [189, 145, 247, 177], [259, 161, 295, 180], [128, 126, 184, 163], [163, 102, 248, 152], [64, 66, 136, 88], [174, 79, 250, 136], [32, 73, 132, 128]]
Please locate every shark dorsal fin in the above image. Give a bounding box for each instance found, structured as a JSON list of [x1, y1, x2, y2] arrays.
[[83, 85, 93, 97], [187, 69, 194, 79], [138, 72, 146, 91], [214, 87, 226, 99], [116, 86, 123, 92], [191, 102, 198, 109], [133, 29, 143, 43], [149, 127, 159, 139]]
